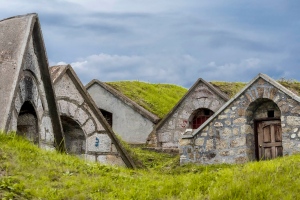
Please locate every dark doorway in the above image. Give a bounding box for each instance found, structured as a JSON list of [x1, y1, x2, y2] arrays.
[[61, 116, 86, 155], [17, 101, 39, 144]]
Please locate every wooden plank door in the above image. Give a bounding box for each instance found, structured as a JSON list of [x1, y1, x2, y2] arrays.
[[257, 120, 283, 160]]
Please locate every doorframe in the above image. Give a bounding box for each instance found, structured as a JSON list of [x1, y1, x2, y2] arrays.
[[254, 117, 281, 160]]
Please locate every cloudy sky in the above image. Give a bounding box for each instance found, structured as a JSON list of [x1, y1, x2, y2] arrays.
[[1, 1, 300, 87]]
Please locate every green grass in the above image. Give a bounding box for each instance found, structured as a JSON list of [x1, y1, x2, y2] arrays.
[[106, 81, 187, 118], [106, 80, 300, 117], [2, 132, 300, 199], [210, 81, 247, 98]]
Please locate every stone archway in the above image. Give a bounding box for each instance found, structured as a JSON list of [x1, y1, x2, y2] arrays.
[[245, 98, 282, 160], [188, 108, 214, 129], [17, 101, 39, 144], [60, 116, 86, 155]]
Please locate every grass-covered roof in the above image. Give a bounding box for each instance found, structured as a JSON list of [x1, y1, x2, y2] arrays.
[[107, 79, 300, 118]]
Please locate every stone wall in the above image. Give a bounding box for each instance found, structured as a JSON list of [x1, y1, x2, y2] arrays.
[[54, 72, 125, 166], [155, 82, 227, 149], [9, 36, 56, 150], [180, 77, 300, 165], [87, 84, 155, 144]]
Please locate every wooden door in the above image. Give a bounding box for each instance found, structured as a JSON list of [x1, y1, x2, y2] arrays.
[[257, 120, 283, 160]]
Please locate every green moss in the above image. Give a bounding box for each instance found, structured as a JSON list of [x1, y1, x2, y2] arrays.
[[107, 81, 187, 118]]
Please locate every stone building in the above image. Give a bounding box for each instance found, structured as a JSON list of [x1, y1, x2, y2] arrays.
[[0, 13, 64, 151], [148, 78, 229, 149], [180, 73, 300, 165], [86, 80, 160, 144], [50, 65, 135, 168]]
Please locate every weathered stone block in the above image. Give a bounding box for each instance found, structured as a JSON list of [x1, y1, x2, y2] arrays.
[[160, 132, 172, 142], [82, 119, 96, 135], [233, 118, 246, 124], [87, 134, 112, 152], [179, 138, 191, 146], [230, 137, 246, 147], [214, 122, 223, 127], [195, 138, 205, 146], [206, 139, 214, 151], [286, 116, 300, 126]]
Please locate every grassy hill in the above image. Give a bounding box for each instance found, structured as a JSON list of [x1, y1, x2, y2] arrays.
[[1, 132, 300, 199], [107, 79, 300, 118], [106, 81, 187, 118]]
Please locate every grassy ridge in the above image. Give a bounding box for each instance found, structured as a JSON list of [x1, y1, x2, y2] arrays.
[[106, 81, 187, 118], [1, 133, 300, 199], [107, 80, 300, 118]]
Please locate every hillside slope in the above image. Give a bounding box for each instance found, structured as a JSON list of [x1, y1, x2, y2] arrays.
[[1, 133, 300, 199], [107, 81, 187, 118], [107, 79, 300, 118]]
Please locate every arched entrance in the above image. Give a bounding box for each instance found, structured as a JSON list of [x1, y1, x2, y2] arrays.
[[246, 98, 282, 160], [189, 108, 214, 129], [17, 101, 39, 144], [60, 116, 86, 155]]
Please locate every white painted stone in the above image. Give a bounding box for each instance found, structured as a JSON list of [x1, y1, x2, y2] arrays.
[[85, 154, 96, 162], [294, 128, 298, 133], [58, 100, 69, 115], [82, 119, 96, 135], [74, 107, 89, 125], [291, 134, 296, 139], [218, 115, 227, 120], [97, 155, 108, 164], [55, 74, 84, 104], [14, 92, 22, 113], [68, 102, 78, 118], [86, 134, 112, 152], [232, 107, 237, 111], [40, 116, 55, 143]]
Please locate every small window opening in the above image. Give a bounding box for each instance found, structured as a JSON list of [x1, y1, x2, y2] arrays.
[[268, 110, 274, 118], [191, 108, 214, 129], [100, 109, 113, 127]]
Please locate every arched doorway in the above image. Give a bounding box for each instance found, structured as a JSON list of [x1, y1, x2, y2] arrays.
[[246, 98, 282, 160], [189, 108, 214, 129], [60, 116, 86, 155], [17, 101, 39, 144]]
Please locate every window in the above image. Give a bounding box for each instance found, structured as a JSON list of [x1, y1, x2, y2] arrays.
[[268, 110, 274, 118], [191, 108, 214, 129], [100, 109, 113, 127]]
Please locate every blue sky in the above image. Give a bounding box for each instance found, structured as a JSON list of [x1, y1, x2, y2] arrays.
[[1, 1, 299, 87]]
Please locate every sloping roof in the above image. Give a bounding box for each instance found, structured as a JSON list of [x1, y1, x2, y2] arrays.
[[86, 79, 160, 124], [50, 65, 136, 168], [155, 78, 230, 130], [183, 73, 300, 139], [0, 13, 64, 151]]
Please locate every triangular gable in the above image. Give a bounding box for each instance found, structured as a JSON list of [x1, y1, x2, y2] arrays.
[[0, 13, 64, 151], [155, 78, 229, 131], [50, 65, 136, 168], [86, 80, 160, 123], [184, 73, 300, 139]]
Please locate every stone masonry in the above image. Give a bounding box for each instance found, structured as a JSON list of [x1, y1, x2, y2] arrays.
[[150, 78, 228, 149], [180, 74, 300, 165], [51, 65, 135, 168]]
